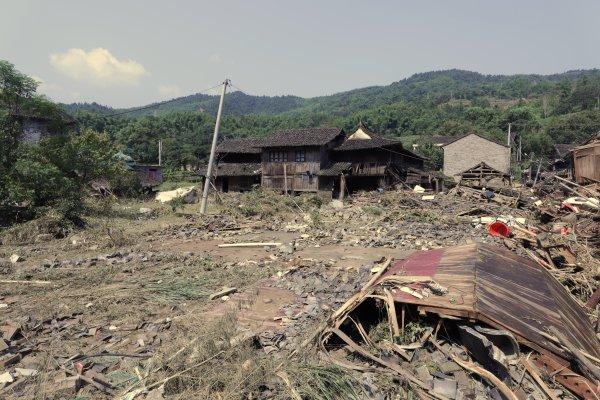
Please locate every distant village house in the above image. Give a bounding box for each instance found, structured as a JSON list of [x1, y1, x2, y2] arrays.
[[441, 133, 511, 185], [14, 113, 73, 143]]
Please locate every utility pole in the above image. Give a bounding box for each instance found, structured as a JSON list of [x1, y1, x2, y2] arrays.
[[507, 123, 511, 147], [200, 79, 229, 214], [158, 139, 162, 166]]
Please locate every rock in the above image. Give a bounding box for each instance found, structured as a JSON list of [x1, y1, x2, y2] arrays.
[[139, 207, 153, 215], [145, 384, 165, 400], [70, 235, 83, 245], [0, 371, 14, 384], [35, 233, 53, 243], [439, 361, 462, 374], [433, 378, 457, 399], [278, 244, 294, 255], [15, 368, 38, 377], [9, 254, 22, 264], [330, 200, 344, 209]]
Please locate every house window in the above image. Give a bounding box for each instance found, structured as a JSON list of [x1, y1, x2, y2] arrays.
[[295, 149, 306, 162], [269, 151, 287, 162]]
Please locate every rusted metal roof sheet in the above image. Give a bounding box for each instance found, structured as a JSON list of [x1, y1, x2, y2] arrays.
[[380, 243, 599, 360]]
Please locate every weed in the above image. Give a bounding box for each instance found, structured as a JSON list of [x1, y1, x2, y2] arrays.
[[104, 225, 133, 247], [309, 209, 322, 226], [285, 364, 364, 400], [397, 321, 428, 345], [169, 196, 186, 213], [135, 313, 279, 399], [404, 210, 438, 223], [369, 320, 392, 343], [363, 205, 383, 216], [0, 209, 74, 244]]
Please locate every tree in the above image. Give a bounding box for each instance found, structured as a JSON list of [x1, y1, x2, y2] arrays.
[[0, 60, 126, 226]]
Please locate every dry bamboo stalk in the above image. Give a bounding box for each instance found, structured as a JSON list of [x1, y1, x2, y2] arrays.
[[0, 279, 52, 285], [217, 242, 282, 248]]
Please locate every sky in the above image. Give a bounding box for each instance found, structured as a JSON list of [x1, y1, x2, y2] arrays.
[[1, 0, 599, 108]]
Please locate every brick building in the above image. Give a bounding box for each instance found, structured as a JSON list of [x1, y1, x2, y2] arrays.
[[441, 133, 510, 181]]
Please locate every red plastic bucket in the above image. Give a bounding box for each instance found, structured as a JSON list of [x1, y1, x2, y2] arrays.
[[488, 221, 511, 238]]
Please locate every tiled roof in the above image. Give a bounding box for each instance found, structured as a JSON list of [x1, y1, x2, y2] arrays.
[[317, 162, 353, 176], [335, 134, 400, 151], [216, 138, 262, 154], [260, 127, 343, 147]]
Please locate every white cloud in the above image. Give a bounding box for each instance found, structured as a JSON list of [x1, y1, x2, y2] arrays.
[[158, 84, 182, 98], [208, 53, 222, 63], [49, 48, 149, 86]]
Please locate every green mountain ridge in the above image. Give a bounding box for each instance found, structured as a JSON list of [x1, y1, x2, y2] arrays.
[[62, 68, 600, 118]]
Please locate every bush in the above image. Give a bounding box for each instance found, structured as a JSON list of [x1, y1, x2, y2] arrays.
[[0, 130, 123, 226]]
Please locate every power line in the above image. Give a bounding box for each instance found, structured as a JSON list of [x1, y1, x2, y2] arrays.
[[229, 82, 246, 94], [105, 83, 224, 117]]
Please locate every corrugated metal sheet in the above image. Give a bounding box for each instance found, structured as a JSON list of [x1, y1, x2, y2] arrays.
[[381, 243, 599, 360]]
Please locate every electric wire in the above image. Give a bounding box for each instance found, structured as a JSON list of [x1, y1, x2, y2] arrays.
[[106, 83, 224, 117]]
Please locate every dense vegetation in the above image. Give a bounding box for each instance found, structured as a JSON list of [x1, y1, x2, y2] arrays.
[[0, 61, 131, 226], [68, 69, 600, 172]]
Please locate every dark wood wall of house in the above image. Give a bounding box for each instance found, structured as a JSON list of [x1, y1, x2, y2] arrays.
[[261, 146, 322, 192], [331, 147, 423, 174], [218, 153, 261, 163]]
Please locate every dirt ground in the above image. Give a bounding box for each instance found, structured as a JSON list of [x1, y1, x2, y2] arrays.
[[0, 187, 598, 399]]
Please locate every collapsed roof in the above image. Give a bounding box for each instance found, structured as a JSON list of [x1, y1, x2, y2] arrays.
[[376, 243, 599, 360]]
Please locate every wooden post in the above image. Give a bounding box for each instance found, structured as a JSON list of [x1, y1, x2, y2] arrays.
[[158, 139, 162, 166], [200, 79, 229, 214], [339, 173, 346, 200], [283, 163, 288, 195]]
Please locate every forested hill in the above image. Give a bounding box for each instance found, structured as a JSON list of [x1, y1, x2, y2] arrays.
[[65, 68, 600, 171], [63, 69, 600, 117]]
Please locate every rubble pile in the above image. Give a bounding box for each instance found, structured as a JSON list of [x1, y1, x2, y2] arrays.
[[0, 176, 597, 399]]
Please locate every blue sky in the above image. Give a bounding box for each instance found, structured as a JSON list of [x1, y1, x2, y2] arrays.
[[2, 0, 599, 107]]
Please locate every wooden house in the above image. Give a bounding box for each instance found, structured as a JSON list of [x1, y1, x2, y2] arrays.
[[132, 164, 163, 188], [570, 131, 600, 184], [199, 138, 262, 192], [201, 125, 427, 198], [551, 144, 574, 171], [324, 123, 425, 196], [441, 133, 511, 183], [259, 127, 345, 195], [115, 152, 163, 188]]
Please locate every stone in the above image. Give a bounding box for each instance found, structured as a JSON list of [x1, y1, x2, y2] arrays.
[[278, 244, 294, 255], [0, 371, 14, 385], [139, 207, 153, 215], [9, 254, 22, 264], [433, 378, 457, 399], [330, 200, 344, 209], [15, 368, 38, 377], [439, 361, 462, 374]]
